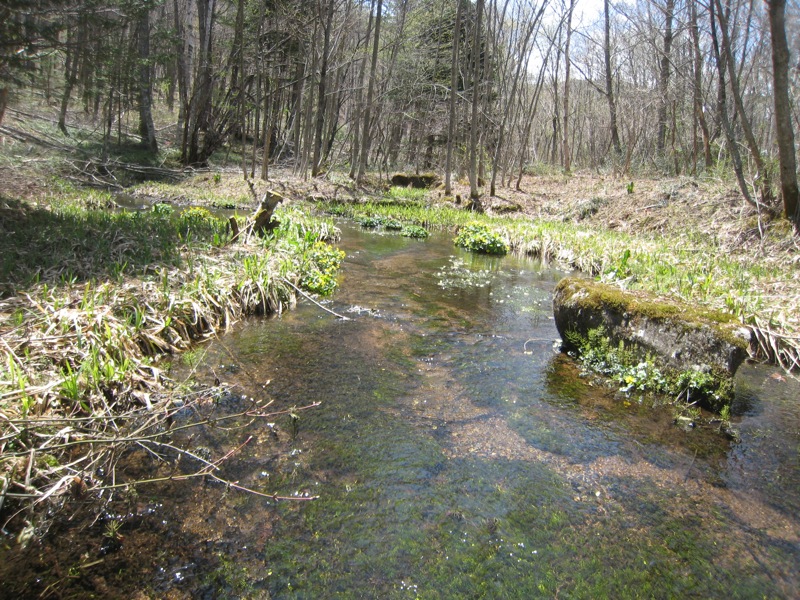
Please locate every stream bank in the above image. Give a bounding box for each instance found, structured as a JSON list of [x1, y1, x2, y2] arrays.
[[2, 221, 797, 599]]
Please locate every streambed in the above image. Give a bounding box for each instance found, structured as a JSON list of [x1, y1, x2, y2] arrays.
[[3, 221, 799, 598]]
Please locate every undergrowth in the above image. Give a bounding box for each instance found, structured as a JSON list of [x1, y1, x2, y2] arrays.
[[565, 326, 733, 414], [0, 196, 343, 531]]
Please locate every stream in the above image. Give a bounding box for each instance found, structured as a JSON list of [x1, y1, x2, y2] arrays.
[[5, 221, 799, 599]]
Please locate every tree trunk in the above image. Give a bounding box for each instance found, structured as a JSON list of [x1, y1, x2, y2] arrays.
[[312, 0, 335, 177], [656, 0, 675, 157], [174, 0, 191, 147], [468, 0, 485, 210], [689, 0, 712, 170], [766, 0, 800, 228], [562, 0, 576, 172], [349, 3, 373, 180], [714, 0, 768, 196], [445, 0, 464, 197], [709, 0, 756, 208], [137, 8, 158, 154], [58, 30, 79, 136], [185, 0, 216, 166], [490, 2, 543, 196], [357, 0, 382, 182], [604, 0, 621, 156]]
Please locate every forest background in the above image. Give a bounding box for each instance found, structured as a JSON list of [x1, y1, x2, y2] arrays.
[[2, 0, 800, 223]]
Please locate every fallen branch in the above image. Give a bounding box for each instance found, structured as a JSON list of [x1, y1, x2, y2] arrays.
[[282, 278, 351, 321]]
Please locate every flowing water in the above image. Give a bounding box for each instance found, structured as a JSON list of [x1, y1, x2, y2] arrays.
[[4, 221, 799, 599], [167, 222, 800, 598]]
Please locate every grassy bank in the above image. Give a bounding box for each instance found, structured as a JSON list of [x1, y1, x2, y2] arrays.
[[0, 190, 342, 529]]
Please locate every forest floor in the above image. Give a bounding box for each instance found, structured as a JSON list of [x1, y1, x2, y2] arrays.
[[2, 103, 797, 268], [2, 105, 799, 348]]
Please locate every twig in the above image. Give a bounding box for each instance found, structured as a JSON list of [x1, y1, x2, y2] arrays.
[[282, 278, 351, 321], [523, 338, 551, 354], [683, 448, 699, 483]]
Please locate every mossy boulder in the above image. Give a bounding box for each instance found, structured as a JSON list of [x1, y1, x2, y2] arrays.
[[390, 172, 440, 189], [553, 277, 752, 380]]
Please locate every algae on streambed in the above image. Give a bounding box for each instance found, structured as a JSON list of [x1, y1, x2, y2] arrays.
[[1, 222, 798, 599]]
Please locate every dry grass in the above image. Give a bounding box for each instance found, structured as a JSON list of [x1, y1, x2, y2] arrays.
[[0, 174, 340, 532]]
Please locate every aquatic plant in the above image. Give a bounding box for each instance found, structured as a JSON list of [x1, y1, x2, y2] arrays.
[[565, 326, 731, 414], [299, 242, 345, 296], [400, 225, 429, 239], [454, 222, 509, 255], [356, 215, 382, 228]]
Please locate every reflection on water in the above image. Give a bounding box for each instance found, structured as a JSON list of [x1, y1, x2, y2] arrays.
[[6, 221, 797, 598], [175, 222, 799, 598]]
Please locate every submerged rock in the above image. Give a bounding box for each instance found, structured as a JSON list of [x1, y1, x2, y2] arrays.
[[553, 277, 752, 379]]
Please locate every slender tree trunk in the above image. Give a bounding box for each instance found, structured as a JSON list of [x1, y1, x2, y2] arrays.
[[516, 43, 551, 189], [766, 0, 800, 227], [490, 3, 543, 196], [313, 0, 335, 176], [58, 27, 79, 136], [262, 77, 276, 180], [656, 0, 675, 157], [174, 0, 191, 147], [714, 0, 769, 198], [357, 0, 382, 182], [604, 0, 621, 156], [137, 7, 158, 154], [185, 0, 216, 165], [445, 0, 463, 197], [349, 3, 373, 179], [689, 0, 712, 170], [0, 88, 7, 127], [710, 0, 756, 208], [562, 0, 576, 172], [468, 0, 485, 209]]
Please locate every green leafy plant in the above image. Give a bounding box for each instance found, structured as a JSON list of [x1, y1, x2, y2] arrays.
[[566, 326, 732, 413], [151, 202, 174, 217], [604, 249, 632, 280], [300, 242, 345, 296], [454, 222, 508, 255], [179, 207, 219, 235], [356, 215, 382, 228], [383, 218, 403, 230], [401, 225, 429, 239]]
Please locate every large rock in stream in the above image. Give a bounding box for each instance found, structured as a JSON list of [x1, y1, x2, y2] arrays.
[[553, 277, 752, 381]]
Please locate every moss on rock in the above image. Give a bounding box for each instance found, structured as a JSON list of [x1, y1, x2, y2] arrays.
[[553, 277, 752, 408]]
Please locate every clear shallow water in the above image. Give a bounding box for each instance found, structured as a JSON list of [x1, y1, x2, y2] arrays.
[[3, 220, 797, 599], [171, 222, 799, 598]]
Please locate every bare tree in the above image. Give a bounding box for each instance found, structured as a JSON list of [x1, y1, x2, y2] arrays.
[[604, 0, 621, 156], [137, 5, 158, 154], [562, 0, 576, 172], [766, 0, 800, 229], [468, 0, 485, 209], [688, 0, 712, 170], [357, 0, 382, 182], [655, 0, 674, 157], [445, 0, 464, 196]]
